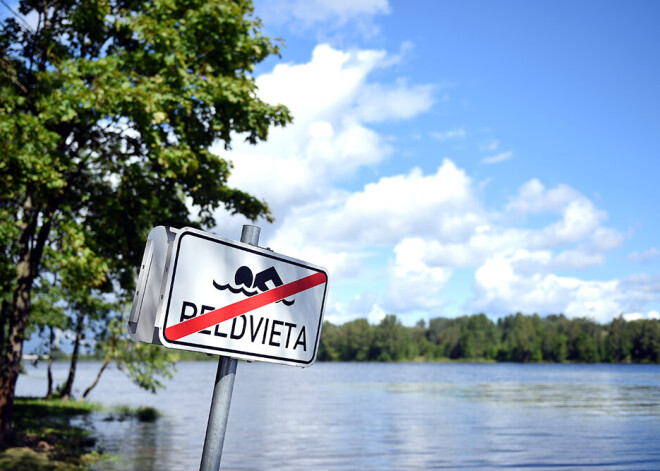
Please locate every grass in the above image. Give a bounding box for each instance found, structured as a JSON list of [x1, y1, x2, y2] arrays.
[[105, 404, 160, 422], [0, 398, 161, 470], [0, 397, 102, 470]]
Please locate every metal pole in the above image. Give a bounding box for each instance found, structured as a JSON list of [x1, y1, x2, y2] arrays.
[[200, 225, 261, 471]]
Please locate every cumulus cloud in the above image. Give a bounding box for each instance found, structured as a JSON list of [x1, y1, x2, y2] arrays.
[[552, 249, 604, 269], [481, 151, 513, 164], [467, 251, 660, 322], [355, 80, 434, 123], [469, 250, 625, 322], [209, 42, 652, 325], [629, 247, 660, 262], [430, 127, 466, 141], [256, 0, 390, 37], [273, 0, 389, 24], [270, 154, 633, 321], [384, 238, 452, 313], [268, 159, 483, 252], [591, 227, 625, 252], [530, 198, 607, 248], [218, 44, 433, 215], [267, 157, 638, 322], [621, 310, 660, 321], [506, 179, 581, 214]]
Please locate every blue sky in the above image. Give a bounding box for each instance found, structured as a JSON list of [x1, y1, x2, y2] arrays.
[[3, 1, 658, 328], [213, 0, 660, 325]]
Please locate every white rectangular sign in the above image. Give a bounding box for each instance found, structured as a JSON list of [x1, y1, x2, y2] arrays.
[[156, 227, 328, 366]]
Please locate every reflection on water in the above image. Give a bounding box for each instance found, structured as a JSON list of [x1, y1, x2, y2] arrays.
[[384, 380, 660, 416], [16, 362, 660, 470]]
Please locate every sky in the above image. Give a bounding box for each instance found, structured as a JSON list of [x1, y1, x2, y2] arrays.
[[2, 1, 659, 329], [211, 0, 660, 326]]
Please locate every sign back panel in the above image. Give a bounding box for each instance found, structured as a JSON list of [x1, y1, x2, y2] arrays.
[[157, 228, 328, 366]]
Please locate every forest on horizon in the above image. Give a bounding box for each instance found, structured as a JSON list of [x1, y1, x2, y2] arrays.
[[317, 313, 660, 364]]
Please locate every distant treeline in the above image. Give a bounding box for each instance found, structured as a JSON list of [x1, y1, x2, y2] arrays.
[[317, 314, 660, 363]]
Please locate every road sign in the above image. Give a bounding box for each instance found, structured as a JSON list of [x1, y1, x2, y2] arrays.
[[156, 227, 328, 366]]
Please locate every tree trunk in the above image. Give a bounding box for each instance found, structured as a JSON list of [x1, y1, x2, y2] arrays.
[[0, 171, 56, 443], [0, 275, 33, 444], [46, 326, 55, 398], [0, 300, 8, 370], [81, 353, 111, 401], [59, 309, 85, 400]]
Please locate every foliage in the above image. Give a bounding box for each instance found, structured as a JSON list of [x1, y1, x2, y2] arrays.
[[106, 404, 160, 422], [115, 339, 176, 394], [0, 397, 102, 470], [318, 314, 660, 364], [0, 0, 291, 438], [79, 315, 177, 397]]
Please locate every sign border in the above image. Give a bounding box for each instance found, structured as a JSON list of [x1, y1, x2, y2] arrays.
[[160, 228, 328, 365]]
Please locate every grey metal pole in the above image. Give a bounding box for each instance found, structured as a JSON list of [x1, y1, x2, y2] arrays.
[[199, 225, 261, 471]]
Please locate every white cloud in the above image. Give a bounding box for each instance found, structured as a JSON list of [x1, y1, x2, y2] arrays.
[[649, 310, 660, 320], [470, 250, 624, 322], [269, 159, 483, 252], [468, 249, 660, 322], [552, 249, 605, 269], [266, 158, 637, 320], [506, 179, 581, 214], [530, 198, 606, 248], [285, 0, 389, 24], [629, 247, 660, 262], [209, 43, 651, 325], [591, 227, 625, 252], [430, 127, 466, 141], [256, 0, 390, 36], [481, 151, 513, 164], [367, 304, 387, 324], [384, 238, 452, 313], [218, 44, 433, 215], [355, 79, 434, 123], [619, 273, 660, 307], [324, 292, 384, 325]]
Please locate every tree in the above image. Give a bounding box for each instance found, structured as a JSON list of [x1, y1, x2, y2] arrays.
[[80, 309, 177, 401], [371, 315, 410, 361], [26, 286, 68, 398], [498, 313, 544, 362], [0, 0, 291, 441], [605, 316, 632, 362], [317, 321, 340, 361], [338, 319, 373, 361]]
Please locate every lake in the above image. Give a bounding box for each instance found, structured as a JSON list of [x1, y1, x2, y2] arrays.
[[16, 361, 660, 470]]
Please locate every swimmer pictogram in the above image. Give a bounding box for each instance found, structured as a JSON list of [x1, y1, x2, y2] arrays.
[[212, 266, 295, 306]]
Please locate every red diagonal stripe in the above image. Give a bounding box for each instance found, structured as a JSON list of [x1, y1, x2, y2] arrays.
[[164, 272, 327, 342]]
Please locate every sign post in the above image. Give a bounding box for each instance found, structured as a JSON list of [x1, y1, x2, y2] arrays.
[[200, 225, 260, 471], [128, 223, 328, 470]]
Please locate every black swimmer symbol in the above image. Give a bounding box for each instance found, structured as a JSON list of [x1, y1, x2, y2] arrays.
[[212, 266, 295, 306]]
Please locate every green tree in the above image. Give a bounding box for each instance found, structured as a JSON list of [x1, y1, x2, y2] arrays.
[[317, 321, 340, 361], [27, 286, 68, 397], [605, 316, 632, 362], [542, 314, 569, 362], [461, 314, 499, 360], [337, 318, 373, 361], [498, 313, 544, 362], [411, 319, 434, 360], [566, 318, 602, 363], [371, 315, 410, 361], [0, 0, 291, 441], [427, 317, 461, 359]]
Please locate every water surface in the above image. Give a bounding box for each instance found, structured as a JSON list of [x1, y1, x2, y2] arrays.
[[17, 362, 660, 470]]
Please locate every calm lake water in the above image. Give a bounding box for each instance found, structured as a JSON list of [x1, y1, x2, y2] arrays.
[[16, 361, 660, 470]]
